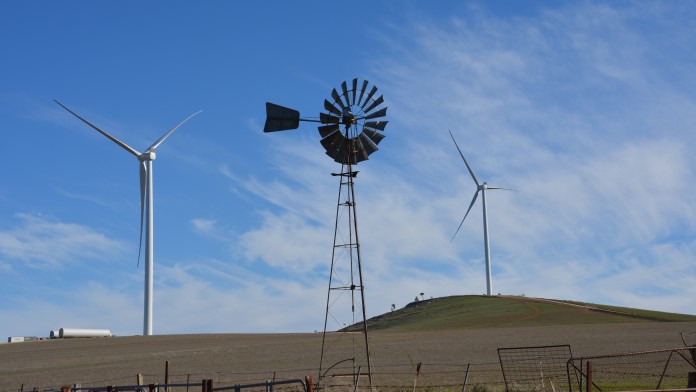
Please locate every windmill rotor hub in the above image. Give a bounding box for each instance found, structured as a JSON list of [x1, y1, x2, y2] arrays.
[[341, 107, 355, 125]]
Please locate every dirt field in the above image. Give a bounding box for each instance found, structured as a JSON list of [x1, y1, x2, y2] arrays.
[[2, 321, 695, 392]]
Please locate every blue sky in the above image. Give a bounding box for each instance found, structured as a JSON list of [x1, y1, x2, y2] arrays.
[[2, 1, 696, 339]]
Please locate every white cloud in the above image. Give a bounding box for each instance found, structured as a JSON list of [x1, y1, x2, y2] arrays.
[[191, 218, 217, 234], [0, 213, 127, 267]]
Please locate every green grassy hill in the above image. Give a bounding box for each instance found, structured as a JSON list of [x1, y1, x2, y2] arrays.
[[350, 295, 696, 332]]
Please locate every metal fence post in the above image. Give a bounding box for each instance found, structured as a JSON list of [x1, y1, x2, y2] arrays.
[[688, 372, 696, 388], [586, 361, 592, 392]]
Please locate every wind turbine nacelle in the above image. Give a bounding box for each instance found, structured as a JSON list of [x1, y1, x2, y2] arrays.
[[140, 151, 156, 161]]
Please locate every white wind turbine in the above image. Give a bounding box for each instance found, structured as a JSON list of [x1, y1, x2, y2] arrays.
[[55, 100, 201, 336], [449, 130, 514, 296]]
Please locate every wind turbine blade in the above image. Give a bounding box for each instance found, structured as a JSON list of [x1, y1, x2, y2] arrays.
[[148, 110, 202, 151], [137, 161, 147, 268], [54, 99, 141, 157], [449, 130, 480, 186], [486, 186, 520, 192], [451, 191, 479, 243]]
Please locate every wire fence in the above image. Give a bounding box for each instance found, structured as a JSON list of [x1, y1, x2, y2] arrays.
[[498, 345, 573, 392], [4, 361, 506, 392], [567, 346, 696, 392], [9, 346, 696, 392]]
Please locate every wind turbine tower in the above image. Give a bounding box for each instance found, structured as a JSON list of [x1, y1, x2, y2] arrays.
[[449, 130, 514, 296], [55, 100, 201, 335]]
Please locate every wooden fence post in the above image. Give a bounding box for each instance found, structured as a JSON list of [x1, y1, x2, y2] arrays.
[[165, 361, 170, 392]]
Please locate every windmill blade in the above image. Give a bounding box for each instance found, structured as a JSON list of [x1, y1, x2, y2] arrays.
[[318, 124, 340, 138], [320, 112, 340, 124], [54, 99, 141, 158], [356, 80, 369, 107], [324, 99, 342, 116], [331, 88, 346, 109], [363, 95, 384, 114], [449, 130, 480, 187], [351, 78, 358, 104], [341, 81, 350, 106], [148, 110, 202, 151], [363, 128, 385, 145], [329, 138, 349, 164], [361, 86, 378, 109], [320, 129, 345, 154], [351, 138, 370, 163], [137, 161, 147, 268], [264, 102, 300, 132], [364, 107, 387, 120], [451, 190, 479, 243], [358, 132, 379, 156], [364, 120, 388, 131], [321, 131, 349, 163]]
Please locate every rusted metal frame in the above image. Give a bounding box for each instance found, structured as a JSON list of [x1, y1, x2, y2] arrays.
[[567, 358, 585, 392], [210, 379, 306, 392]]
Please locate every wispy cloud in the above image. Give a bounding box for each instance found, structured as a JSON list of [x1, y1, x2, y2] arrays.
[[0, 213, 126, 267], [191, 218, 217, 234], [234, 2, 696, 313]]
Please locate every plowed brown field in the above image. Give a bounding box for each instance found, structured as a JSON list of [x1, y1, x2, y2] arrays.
[[2, 321, 695, 391]]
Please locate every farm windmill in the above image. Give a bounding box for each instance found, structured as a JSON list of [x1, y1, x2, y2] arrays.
[[54, 100, 201, 336], [264, 79, 388, 389], [449, 130, 514, 296]]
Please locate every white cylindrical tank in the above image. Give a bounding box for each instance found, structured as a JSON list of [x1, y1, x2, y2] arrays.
[[49, 330, 58, 339], [59, 328, 112, 338]]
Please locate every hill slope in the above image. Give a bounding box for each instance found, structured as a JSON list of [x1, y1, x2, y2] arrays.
[[352, 295, 696, 332]]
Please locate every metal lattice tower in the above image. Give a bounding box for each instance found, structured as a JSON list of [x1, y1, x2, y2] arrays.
[[318, 157, 373, 390]]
